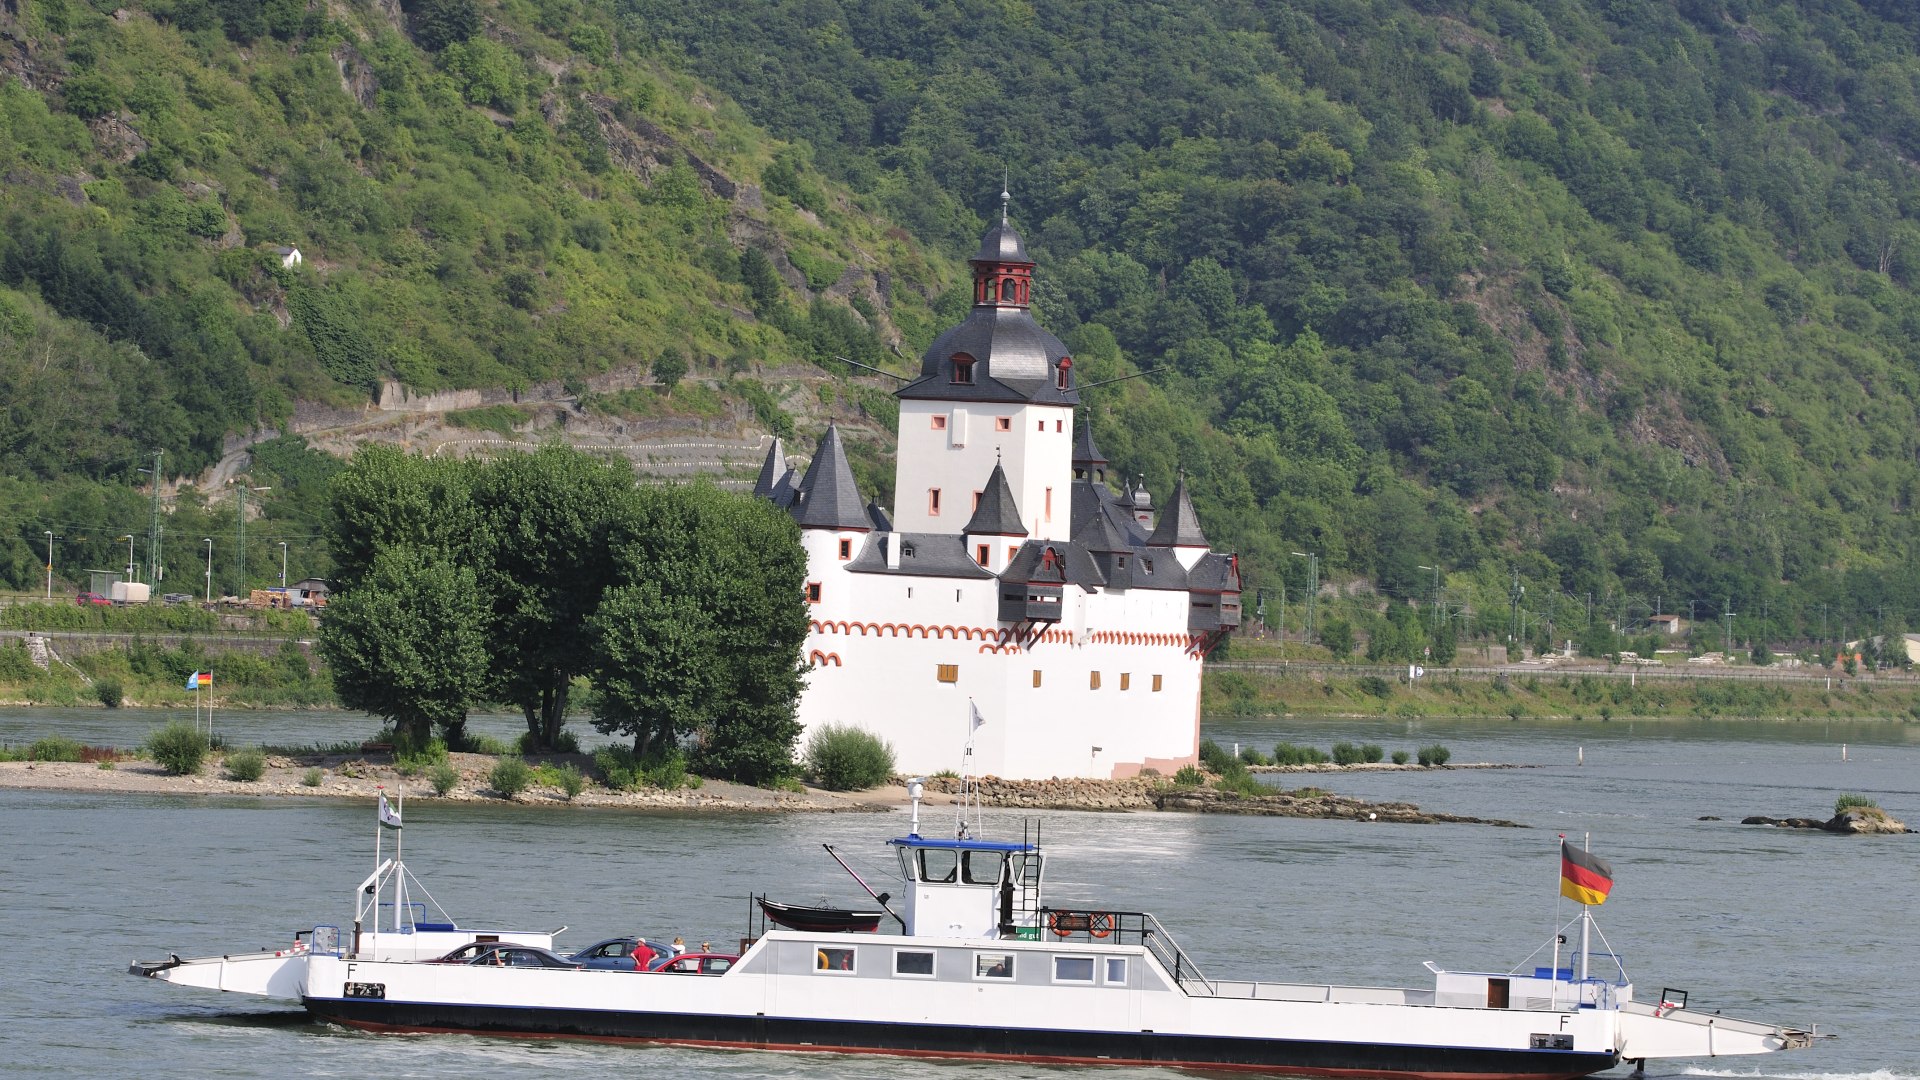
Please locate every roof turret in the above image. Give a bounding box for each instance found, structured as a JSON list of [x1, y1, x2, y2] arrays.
[[962, 461, 1028, 537], [752, 437, 793, 508], [1146, 474, 1208, 548], [1071, 420, 1109, 483], [789, 424, 870, 531]]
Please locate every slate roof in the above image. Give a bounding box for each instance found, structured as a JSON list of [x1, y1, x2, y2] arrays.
[[845, 532, 995, 579], [963, 462, 1028, 537], [1187, 551, 1242, 593], [1128, 547, 1189, 591], [752, 437, 793, 508], [1002, 539, 1105, 591], [1072, 420, 1109, 474], [1069, 477, 1150, 548], [789, 424, 869, 531], [1146, 475, 1208, 548], [973, 219, 1032, 265], [865, 498, 893, 532], [898, 305, 1078, 406]]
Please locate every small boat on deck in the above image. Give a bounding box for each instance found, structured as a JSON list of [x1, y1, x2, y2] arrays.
[[755, 897, 885, 934]]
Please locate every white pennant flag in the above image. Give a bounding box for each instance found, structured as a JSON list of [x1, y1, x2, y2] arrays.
[[378, 792, 403, 830], [970, 700, 986, 732]]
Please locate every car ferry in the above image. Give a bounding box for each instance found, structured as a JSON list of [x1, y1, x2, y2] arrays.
[[132, 785, 1816, 1079]]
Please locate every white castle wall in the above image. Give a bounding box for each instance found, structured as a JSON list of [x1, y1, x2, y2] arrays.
[[798, 555, 1204, 779], [892, 401, 1074, 541]]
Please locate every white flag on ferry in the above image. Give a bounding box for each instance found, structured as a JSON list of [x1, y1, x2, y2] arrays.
[[378, 792, 403, 830]]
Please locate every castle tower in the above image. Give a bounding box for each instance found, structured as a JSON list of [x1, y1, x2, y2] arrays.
[[892, 191, 1076, 542]]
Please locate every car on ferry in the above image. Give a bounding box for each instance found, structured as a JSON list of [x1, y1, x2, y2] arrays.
[[464, 945, 581, 970], [645, 952, 737, 975], [567, 937, 654, 971]]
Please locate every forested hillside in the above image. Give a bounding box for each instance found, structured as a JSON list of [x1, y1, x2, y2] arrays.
[[7, 0, 1920, 651], [632, 0, 1920, 646]]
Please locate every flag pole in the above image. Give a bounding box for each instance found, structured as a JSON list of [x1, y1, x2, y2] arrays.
[[1550, 834, 1564, 1010], [1578, 832, 1593, 985]]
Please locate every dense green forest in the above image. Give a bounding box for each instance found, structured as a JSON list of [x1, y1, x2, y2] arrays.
[[7, 0, 1920, 654]]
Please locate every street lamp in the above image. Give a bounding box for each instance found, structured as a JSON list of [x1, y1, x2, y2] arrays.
[[1290, 551, 1318, 644], [204, 538, 213, 604], [44, 530, 58, 600], [119, 535, 135, 583], [279, 541, 289, 588]]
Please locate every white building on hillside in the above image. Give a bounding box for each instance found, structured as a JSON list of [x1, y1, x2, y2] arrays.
[[757, 198, 1241, 780]]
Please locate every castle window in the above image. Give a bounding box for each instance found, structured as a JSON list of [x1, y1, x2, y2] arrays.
[[931, 415, 947, 430], [838, 539, 852, 560], [928, 489, 941, 516], [1008, 545, 1018, 562], [1044, 488, 1052, 521], [1089, 671, 1102, 690], [1055, 420, 1063, 432], [937, 664, 959, 683], [976, 544, 989, 566], [1037, 420, 1044, 431], [806, 582, 822, 603], [1032, 670, 1042, 687], [995, 417, 1011, 432], [999, 278, 1017, 303], [1056, 357, 1072, 391], [1152, 674, 1163, 692], [972, 491, 983, 512], [951, 355, 975, 385], [1120, 673, 1131, 691]]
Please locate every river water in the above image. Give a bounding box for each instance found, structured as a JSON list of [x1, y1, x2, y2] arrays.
[[3, 709, 1914, 1080]]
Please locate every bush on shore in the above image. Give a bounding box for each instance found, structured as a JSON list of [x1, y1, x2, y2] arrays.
[[1416, 744, 1452, 767], [148, 721, 209, 775], [30, 736, 83, 761], [489, 756, 532, 797], [428, 761, 459, 795], [224, 747, 266, 782], [805, 724, 895, 791]]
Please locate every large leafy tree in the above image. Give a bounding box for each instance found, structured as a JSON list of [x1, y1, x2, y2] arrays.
[[590, 483, 809, 784], [318, 546, 488, 748], [324, 445, 482, 591], [470, 445, 634, 749]]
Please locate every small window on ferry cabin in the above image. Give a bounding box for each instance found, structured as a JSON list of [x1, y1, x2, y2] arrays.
[[1104, 957, 1128, 985], [919, 847, 959, 883], [961, 849, 1006, 885], [975, 952, 1014, 979], [1054, 956, 1096, 983], [894, 950, 935, 978], [816, 946, 856, 973]]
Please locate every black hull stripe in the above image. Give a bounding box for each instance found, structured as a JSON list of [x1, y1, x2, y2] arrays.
[[304, 997, 1618, 1080]]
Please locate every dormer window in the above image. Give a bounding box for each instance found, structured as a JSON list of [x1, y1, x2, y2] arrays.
[[951, 355, 976, 385], [1056, 356, 1072, 391]]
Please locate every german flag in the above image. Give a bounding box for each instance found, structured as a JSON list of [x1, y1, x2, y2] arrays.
[[1560, 842, 1613, 906]]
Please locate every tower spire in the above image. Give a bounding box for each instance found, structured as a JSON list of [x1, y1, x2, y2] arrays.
[[1001, 170, 1010, 226]]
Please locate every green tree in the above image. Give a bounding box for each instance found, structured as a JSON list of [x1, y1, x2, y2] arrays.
[[319, 546, 489, 747], [652, 346, 688, 395], [1319, 618, 1354, 657]]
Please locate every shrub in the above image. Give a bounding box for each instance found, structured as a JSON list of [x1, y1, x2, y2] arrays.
[[1197, 738, 1235, 771], [1272, 742, 1331, 766], [1212, 770, 1265, 796], [1237, 745, 1269, 766], [554, 763, 585, 800], [395, 739, 449, 777], [455, 731, 511, 756], [94, 677, 123, 708], [1835, 793, 1880, 814], [1361, 743, 1384, 763], [302, 767, 324, 787], [1391, 750, 1410, 765], [594, 745, 687, 790], [489, 756, 532, 797], [224, 747, 266, 782], [147, 721, 209, 775], [1172, 764, 1205, 786], [1356, 675, 1392, 699], [805, 724, 896, 791], [1331, 741, 1363, 765], [97, 760, 115, 770], [29, 736, 83, 762], [1416, 744, 1452, 767], [517, 728, 580, 755], [428, 761, 459, 795]]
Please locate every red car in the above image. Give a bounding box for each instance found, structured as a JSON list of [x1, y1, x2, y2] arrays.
[[75, 592, 111, 606], [645, 952, 738, 975]]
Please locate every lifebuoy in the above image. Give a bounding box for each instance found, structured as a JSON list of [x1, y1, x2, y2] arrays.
[[1048, 911, 1070, 938], [1089, 912, 1114, 939]]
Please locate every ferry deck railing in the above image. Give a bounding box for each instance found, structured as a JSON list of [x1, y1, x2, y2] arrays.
[[1036, 908, 1214, 994]]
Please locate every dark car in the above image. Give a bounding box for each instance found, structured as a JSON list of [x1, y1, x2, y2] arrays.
[[567, 937, 653, 971], [425, 941, 516, 964], [645, 952, 739, 976], [161, 593, 193, 605], [75, 592, 111, 606], [466, 945, 582, 970]]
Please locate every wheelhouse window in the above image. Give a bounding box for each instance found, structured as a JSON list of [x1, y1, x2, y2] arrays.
[[961, 849, 1006, 885], [1054, 956, 1096, 983], [975, 952, 1014, 979], [894, 950, 935, 978], [951, 355, 976, 385], [919, 848, 959, 883], [816, 946, 856, 973]]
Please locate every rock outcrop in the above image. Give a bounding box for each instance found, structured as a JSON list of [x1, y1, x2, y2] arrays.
[[1152, 786, 1525, 827], [1741, 809, 1909, 834]]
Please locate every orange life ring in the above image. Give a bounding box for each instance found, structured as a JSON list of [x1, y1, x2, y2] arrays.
[[1089, 912, 1114, 939], [1048, 911, 1071, 938]]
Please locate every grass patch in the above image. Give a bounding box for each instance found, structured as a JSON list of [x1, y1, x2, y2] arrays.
[[1835, 793, 1880, 814], [445, 404, 532, 437], [301, 767, 324, 787], [29, 736, 83, 762]]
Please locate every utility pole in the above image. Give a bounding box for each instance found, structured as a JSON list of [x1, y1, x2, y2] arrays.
[[1291, 552, 1317, 644], [233, 484, 270, 599], [1724, 597, 1735, 658], [1509, 571, 1524, 646], [139, 450, 163, 585], [44, 531, 58, 599], [1419, 565, 1441, 636]]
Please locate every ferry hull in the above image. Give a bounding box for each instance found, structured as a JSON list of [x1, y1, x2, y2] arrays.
[[304, 996, 1618, 1080]]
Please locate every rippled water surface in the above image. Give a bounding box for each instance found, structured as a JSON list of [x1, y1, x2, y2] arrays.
[[4, 709, 1914, 1080]]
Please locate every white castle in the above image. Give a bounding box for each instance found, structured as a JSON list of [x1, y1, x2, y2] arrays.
[[756, 200, 1241, 780]]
